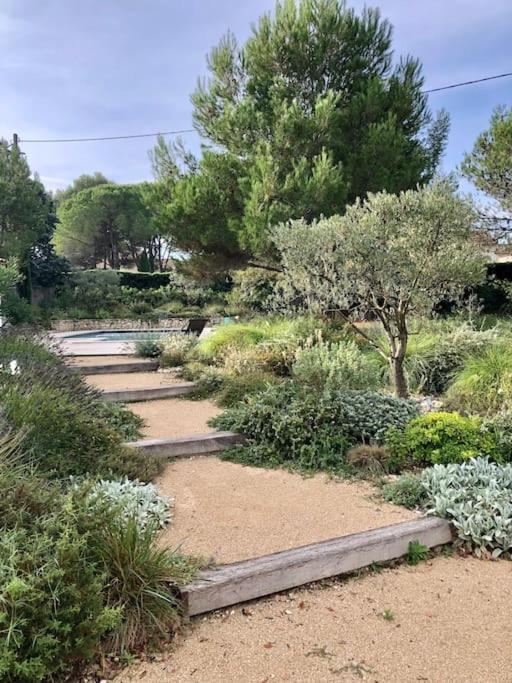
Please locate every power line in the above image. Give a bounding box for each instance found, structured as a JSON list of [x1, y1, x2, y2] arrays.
[[16, 70, 512, 144], [19, 128, 196, 143], [424, 71, 512, 93]]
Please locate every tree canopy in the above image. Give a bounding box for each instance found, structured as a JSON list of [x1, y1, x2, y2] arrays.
[[461, 106, 512, 232], [153, 0, 449, 261], [55, 183, 152, 269], [273, 180, 485, 397]]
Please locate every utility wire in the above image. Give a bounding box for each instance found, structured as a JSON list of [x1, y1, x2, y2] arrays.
[[17, 70, 512, 144], [20, 127, 196, 143], [424, 71, 512, 93]]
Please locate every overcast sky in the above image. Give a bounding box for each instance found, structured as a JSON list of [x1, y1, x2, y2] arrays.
[[1, 0, 510, 193]]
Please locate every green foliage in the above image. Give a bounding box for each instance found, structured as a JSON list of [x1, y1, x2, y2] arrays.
[[0, 141, 48, 260], [0, 332, 146, 479], [446, 343, 512, 414], [386, 412, 501, 470], [0, 522, 118, 682], [407, 539, 429, 565], [216, 371, 281, 408], [119, 270, 170, 289], [212, 384, 418, 472], [404, 323, 501, 394], [226, 267, 280, 313], [176, 0, 449, 257], [160, 333, 197, 367], [381, 473, 426, 509], [97, 402, 144, 442], [137, 249, 151, 272], [55, 183, 152, 268], [274, 180, 485, 397], [421, 458, 512, 556], [462, 105, 512, 214], [135, 337, 162, 358], [292, 341, 381, 393]]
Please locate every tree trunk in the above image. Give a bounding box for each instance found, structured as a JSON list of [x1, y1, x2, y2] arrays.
[[390, 355, 408, 398]]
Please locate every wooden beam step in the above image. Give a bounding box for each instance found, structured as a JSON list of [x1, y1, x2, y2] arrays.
[[102, 383, 196, 403], [73, 360, 159, 375], [125, 430, 244, 457], [181, 517, 452, 616]]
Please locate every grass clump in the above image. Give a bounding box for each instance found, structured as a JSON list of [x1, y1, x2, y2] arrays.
[[446, 343, 512, 414]]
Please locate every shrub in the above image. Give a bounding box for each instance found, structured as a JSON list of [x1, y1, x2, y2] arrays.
[[216, 371, 281, 407], [226, 267, 279, 313], [188, 366, 225, 400], [97, 401, 144, 441], [445, 343, 512, 414], [421, 458, 512, 556], [483, 411, 512, 461], [0, 333, 148, 479], [292, 341, 381, 392], [381, 473, 427, 509], [196, 323, 270, 360], [160, 333, 196, 367], [386, 412, 501, 470], [134, 337, 162, 358], [212, 384, 418, 472]]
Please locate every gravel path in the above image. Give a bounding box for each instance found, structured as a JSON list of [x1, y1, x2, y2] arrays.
[[129, 398, 220, 439], [117, 555, 512, 682], [157, 457, 416, 562]]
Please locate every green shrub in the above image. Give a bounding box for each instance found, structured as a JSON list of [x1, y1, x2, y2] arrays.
[[160, 333, 196, 367], [196, 323, 270, 360], [446, 343, 512, 414], [216, 371, 281, 407], [483, 411, 512, 461], [381, 473, 427, 509], [97, 402, 144, 441], [212, 384, 418, 472], [0, 333, 147, 479], [134, 337, 162, 358], [292, 341, 381, 392], [226, 267, 279, 313], [421, 458, 512, 556], [188, 367, 225, 400], [386, 412, 501, 470]]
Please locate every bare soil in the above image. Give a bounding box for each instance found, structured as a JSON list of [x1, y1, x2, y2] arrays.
[[86, 372, 182, 391], [129, 398, 220, 439], [117, 555, 512, 683], [157, 457, 415, 562]]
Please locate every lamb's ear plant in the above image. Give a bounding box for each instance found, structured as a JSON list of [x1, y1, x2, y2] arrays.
[[421, 457, 512, 557]]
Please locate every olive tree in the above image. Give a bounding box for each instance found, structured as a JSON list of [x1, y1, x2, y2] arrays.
[[273, 181, 485, 397]]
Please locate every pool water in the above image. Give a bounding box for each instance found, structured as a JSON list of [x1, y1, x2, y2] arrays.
[[65, 329, 181, 342]]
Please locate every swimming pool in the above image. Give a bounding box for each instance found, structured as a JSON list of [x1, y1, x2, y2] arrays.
[[63, 329, 181, 342]]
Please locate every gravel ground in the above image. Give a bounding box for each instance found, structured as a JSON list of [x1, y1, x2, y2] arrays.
[[157, 457, 415, 562], [85, 372, 182, 391], [129, 398, 221, 439], [116, 555, 512, 683]]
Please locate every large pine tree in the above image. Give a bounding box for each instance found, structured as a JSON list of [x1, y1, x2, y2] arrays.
[[157, 0, 449, 260]]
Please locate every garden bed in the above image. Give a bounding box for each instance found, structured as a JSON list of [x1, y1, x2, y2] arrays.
[[118, 555, 511, 683], [86, 371, 183, 391], [157, 457, 416, 563], [129, 398, 221, 439]]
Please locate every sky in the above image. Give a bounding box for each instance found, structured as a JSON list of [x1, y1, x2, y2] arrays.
[[0, 0, 511, 194]]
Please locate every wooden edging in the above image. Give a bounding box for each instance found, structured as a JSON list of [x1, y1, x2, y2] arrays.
[[125, 430, 244, 458], [181, 517, 453, 616], [73, 360, 159, 375], [102, 383, 196, 403]]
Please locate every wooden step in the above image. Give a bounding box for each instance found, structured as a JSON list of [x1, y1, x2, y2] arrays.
[[125, 430, 243, 457], [181, 517, 453, 616], [73, 360, 159, 375], [102, 383, 196, 403]]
